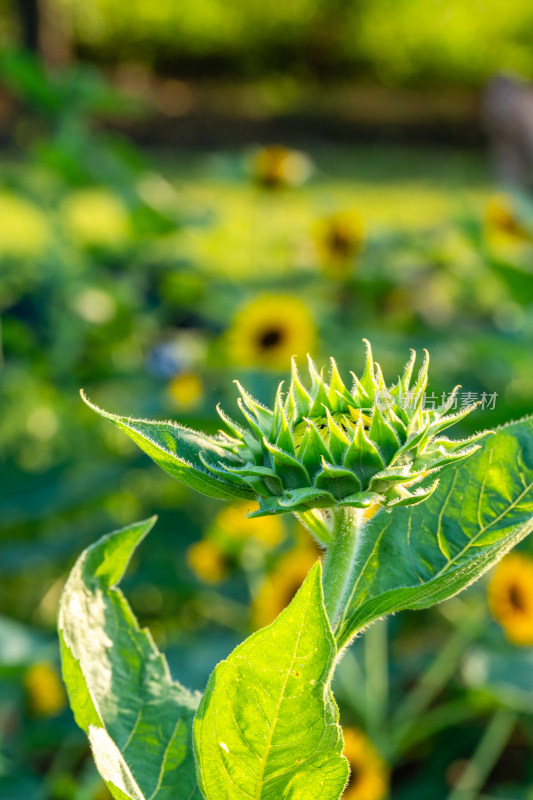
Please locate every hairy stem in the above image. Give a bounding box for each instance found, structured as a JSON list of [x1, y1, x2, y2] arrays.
[[321, 507, 363, 630], [295, 509, 333, 547]]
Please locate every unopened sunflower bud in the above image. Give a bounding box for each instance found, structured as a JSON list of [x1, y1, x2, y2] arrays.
[[203, 341, 488, 516], [83, 341, 489, 519]]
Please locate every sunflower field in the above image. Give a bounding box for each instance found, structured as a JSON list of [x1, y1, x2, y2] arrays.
[[2, 7, 533, 799]]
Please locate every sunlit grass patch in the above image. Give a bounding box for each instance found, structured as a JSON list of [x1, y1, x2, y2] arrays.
[[0, 192, 50, 257], [61, 188, 131, 248], [174, 173, 487, 278]]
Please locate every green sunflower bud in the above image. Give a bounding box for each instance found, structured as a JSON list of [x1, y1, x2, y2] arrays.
[[83, 341, 489, 527], [207, 341, 488, 517]]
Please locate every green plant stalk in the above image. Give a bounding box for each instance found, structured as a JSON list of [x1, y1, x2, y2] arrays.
[[321, 506, 363, 630], [392, 599, 486, 730], [445, 708, 516, 800], [364, 618, 389, 744], [393, 698, 482, 754], [335, 649, 367, 716]]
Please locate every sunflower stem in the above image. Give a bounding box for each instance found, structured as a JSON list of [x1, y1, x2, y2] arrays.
[[295, 509, 333, 546], [444, 708, 516, 800], [321, 507, 363, 630]]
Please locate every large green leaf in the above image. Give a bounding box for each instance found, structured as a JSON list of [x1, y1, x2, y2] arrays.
[[193, 562, 349, 800], [58, 517, 202, 800], [337, 417, 533, 647], [81, 392, 255, 501]]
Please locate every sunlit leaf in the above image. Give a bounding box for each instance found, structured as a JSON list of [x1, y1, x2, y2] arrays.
[[81, 392, 254, 501], [58, 517, 202, 800], [194, 562, 349, 800], [337, 417, 533, 647]]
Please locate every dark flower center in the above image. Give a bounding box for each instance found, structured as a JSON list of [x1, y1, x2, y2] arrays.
[[328, 227, 354, 257], [285, 580, 302, 606], [494, 207, 526, 237], [258, 328, 284, 350], [509, 583, 526, 612], [346, 762, 361, 789]]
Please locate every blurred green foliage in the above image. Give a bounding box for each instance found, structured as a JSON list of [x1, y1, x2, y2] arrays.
[[7, 0, 532, 86]]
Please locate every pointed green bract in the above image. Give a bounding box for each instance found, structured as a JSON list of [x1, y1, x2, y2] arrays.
[[58, 518, 202, 800], [82, 343, 487, 516], [335, 417, 533, 648], [316, 462, 362, 499], [193, 562, 349, 800], [81, 391, 255, 501]]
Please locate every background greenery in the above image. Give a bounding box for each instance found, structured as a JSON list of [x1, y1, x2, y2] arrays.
[[3, 0, 532, 86]]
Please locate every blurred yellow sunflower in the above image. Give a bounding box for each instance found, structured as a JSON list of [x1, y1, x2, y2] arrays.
[[0, 193, 50, 258], [488, 553, 533, 645], [342, 727, 389, 800], [314, 210, 365, 278], [186, 539, 228, 584], [62, 188, 130, 248], [252, 545, 319, 629], [212, 502, 284, 549], [485, 194, 531, 249], [168, 371, 204, 410], [24, 661, 66, 717], [251, 145, 312, 189], [187, 503, 285, 585], [226, 294, 316, 369]]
